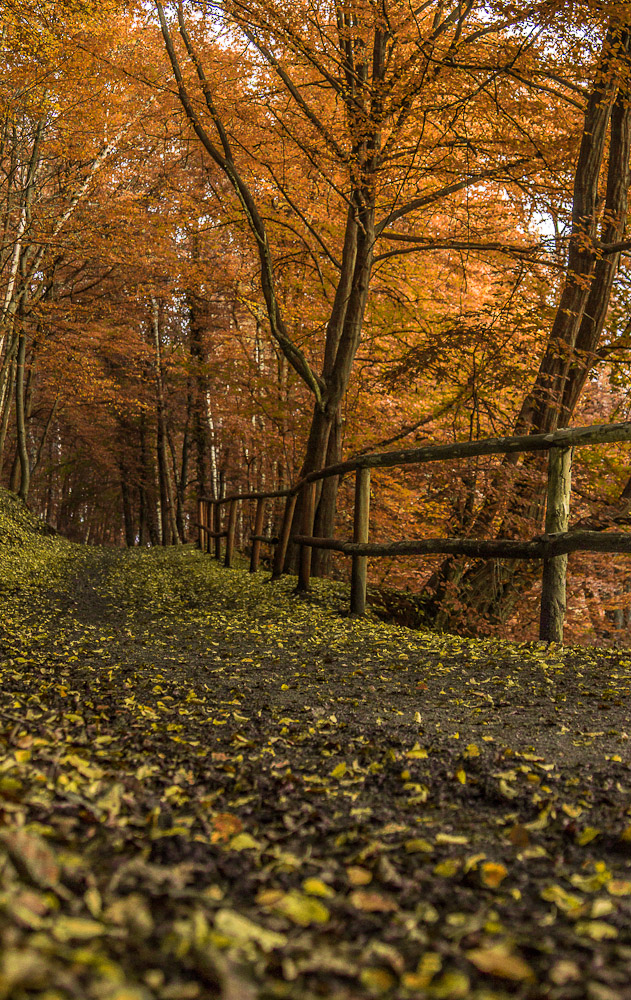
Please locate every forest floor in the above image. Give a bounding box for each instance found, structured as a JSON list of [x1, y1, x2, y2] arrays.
[[2, 492, 631, 1000]]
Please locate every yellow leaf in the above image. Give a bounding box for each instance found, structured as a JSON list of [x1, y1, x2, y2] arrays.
[[433, 859, 461, 877], [575, 920, 618, 941], [576, 826, 600, 846], [435, 833, 469, 845], [346, 866, 372, 886], [608, 879, 631, 896], [481, 862, 508, 888], [466, 945, 534, 981], [541, 884, 584, 914], [430, 970, 470, 998], [464, 853, 486, 873], [415, 951, 442, 985], [228, 833, 260, 851], [255, 888, 284, 907], [404, 838, 433, 854], [591, 898, 614, 918], [274, 891, 330, 926], [105, 991, 151, 1000], [499, 778, 519, 799], [360, 968, 395, 994], [561, 803, 583, 819], [456, 769, 466, 784], [52, 916, 105, 942], [331, 762, 347, 779], [214, 908, 286, 950], [406, 743, 428, 759], [302, 877, 334, 898], [464, 744, 480, 757], [550, 960, 581, 985]]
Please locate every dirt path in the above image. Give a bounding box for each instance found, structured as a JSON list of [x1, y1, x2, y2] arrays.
[[1, 541, 631, 999]]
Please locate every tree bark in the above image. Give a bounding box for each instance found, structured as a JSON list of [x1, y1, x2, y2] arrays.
[[14, 330, 29, 500]]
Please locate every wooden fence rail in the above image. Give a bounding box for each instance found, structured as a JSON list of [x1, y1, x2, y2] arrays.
[[198, 420, 631, 643]]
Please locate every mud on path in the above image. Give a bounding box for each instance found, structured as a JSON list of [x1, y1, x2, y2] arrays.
[[1, 528, 631, 999]]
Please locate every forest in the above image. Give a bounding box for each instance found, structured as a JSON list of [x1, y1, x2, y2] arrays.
[[5, 5, 631, 998], [3, 1, 631, 642]]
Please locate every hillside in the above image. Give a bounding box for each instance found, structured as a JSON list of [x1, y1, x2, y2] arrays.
[[1, 491, 631, 999]]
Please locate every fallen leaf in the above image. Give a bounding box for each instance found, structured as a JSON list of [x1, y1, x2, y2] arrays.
[[214, 908, 286, 951], [0, 829, 59, 890], [466, 945, 534, 981], [346, 866, 372, 886], [273, 891, 330, 926], [480, 862, 508, 888], [349, 890, 398, 913]]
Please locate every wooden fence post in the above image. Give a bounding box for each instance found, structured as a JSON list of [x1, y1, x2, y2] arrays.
[[297, 482, 316, 592], [271, 493, 297, 580], [197, 499, 204, 551], [203, 501, 210, 554], [350, 467, 371, 615], [213, 502, 222, 560], [250, 498, 266, 573], [539, 446, 573, 643], [225, 500, 237, 568]]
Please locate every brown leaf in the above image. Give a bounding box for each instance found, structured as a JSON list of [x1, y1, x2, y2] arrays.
[[0, 829, 59, 890], [349, 890, 398, 913]]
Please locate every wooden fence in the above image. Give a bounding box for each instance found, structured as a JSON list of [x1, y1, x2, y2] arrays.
[[198, 420, 631, 643]]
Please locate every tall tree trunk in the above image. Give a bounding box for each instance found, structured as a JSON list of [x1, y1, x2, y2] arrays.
[[15, 330, 29, 500], [120, 468, 136, 547], [283, 206, 375, 573], [311, 409, 343, 576], [152, 297, 180, 545], [139, 412, 160, 546], [188, 290, 213, 498], [0, 353, 16, 473]]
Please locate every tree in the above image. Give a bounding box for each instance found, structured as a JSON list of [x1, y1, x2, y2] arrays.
[[419, 15, 631, 634], [154, 0, 576, 573]]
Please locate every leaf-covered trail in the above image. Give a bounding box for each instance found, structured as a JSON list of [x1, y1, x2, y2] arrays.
[[2, 508, 631, 999]]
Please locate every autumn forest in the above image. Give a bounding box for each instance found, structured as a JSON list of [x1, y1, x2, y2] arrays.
[[4, 0, 631, 643]]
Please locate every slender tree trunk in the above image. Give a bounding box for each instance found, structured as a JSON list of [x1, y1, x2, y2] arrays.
[[121, 469, 136, 547], [152, 297, 180, 545], [139, 412, 159, 546], [188, 290, 213, 497], [15, 331, 29, 500], [283, 208, 375, 573], [0, 354, 16, 472], [312, 409, 343, 576]]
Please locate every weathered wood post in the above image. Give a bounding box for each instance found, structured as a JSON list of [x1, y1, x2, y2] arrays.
[[271, 493, 298, 580], [197, 499, 204, 551], [250, 498, 266, 573], [539, 445, 573, 643], [225, 500, 238, 568], [297, 482, 317, 592], [350, 466, 371, 615], [213, 502, 222, 560], [203, 501, 210, 553]]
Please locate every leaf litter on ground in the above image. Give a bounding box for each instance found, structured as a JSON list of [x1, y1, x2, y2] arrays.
[[1, 489, 631, 998]]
